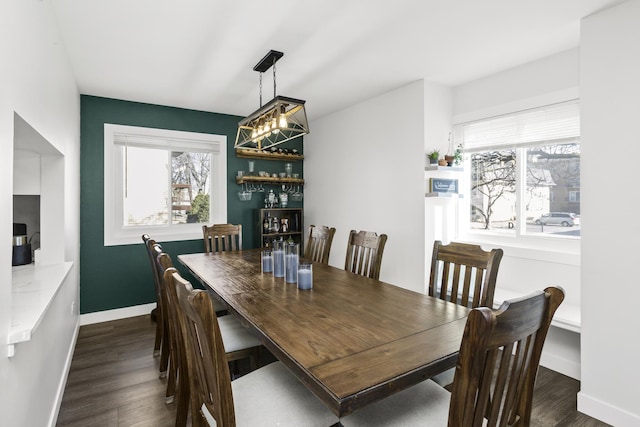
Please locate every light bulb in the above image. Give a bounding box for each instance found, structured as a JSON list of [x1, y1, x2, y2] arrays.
[[279, 113, 287, 129], [251, 128, 258, 139]]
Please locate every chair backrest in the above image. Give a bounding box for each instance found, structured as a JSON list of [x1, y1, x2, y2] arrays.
[[142, 234, 162, 302], [304, 224, 336, 264], [203, 224, 243, 254], [428, 240, 503, 309], [448, 286, 564, 426], [171, 270, 235, 427], [344, 230, 387, 280]]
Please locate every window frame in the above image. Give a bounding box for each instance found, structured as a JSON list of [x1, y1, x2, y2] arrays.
[[453, 99, 581, 257], [104, 123, 227, 246]]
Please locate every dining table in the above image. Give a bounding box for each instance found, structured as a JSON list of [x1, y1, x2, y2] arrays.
[[178, 249, 470, 418]]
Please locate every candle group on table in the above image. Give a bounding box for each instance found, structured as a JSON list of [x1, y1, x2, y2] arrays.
[[262, 240, 313, 290]]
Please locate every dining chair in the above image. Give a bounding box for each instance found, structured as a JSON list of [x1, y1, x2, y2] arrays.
[[304, 224, 336, 264], [170, 269, 340, 427], [428, 240, 504, 309], [344, 229, 387, 280], [428, 240, 504, 387], [141, 234, 167, 366], [153, 246, 263, 427], [203, 223, 242, 254], [341, 286, 565, 427]]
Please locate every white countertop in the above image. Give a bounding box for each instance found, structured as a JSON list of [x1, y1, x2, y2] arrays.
[[10, 262, 74, 345]]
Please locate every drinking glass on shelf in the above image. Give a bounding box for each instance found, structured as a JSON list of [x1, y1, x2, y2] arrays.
[[284, 162, 293, 177]]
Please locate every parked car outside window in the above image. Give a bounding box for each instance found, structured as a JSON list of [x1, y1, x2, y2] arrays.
[[534, 212, 580, 227]]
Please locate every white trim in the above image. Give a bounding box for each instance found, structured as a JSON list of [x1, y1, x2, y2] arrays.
[[48, 318, 79, 427], [539, 345, 581, 381], [104, 124, 227, 246], [80, 302, 157, 326], [577, 391, 640, 427]]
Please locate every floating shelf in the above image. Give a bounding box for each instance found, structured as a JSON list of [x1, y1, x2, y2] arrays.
[[236, 175, 304, 185], [236, 148, 304, 161], [425, 165, 463, 172], [425, 192, 463, 198]]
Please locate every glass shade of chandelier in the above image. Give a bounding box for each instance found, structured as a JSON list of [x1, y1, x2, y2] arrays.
[[234, 50, 309, 151]]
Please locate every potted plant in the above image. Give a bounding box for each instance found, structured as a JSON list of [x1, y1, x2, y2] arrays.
[[453, 144, 463, 165], [427, 149, 440, 164]]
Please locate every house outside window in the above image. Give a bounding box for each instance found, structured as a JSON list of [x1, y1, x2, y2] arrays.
[[454, 100, 580, 239]]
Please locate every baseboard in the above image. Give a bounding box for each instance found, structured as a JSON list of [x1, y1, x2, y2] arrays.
[[539, 351, 580, 381], [80, 303, 156, 326], [578, 391, 640, 427], [48, 317, 80, 427]]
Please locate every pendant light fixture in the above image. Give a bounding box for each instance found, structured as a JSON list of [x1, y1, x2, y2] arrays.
[[234, 50, 309, 151]]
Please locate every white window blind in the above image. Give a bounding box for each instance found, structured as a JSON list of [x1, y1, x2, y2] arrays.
[[453, 100, 580, 151]]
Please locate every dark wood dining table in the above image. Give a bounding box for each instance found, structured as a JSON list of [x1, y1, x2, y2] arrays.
[[178, 249, 470, 417]]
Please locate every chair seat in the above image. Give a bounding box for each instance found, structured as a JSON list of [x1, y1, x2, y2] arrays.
[[340, 378, 450, 427], [217, 315, 261, 353], [202, 361, 339, 426]]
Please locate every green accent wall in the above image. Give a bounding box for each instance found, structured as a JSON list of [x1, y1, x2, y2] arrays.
[[80, 95, 303, 314]]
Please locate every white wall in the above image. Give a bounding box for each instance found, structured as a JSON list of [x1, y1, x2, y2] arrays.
[[579, 1, 640, 425], [305, 80, 426, 292], [1, 1, 80, 426]]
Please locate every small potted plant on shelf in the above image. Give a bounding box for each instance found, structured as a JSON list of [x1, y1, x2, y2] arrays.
[[453, 144, 463, 166], [427, 149, 440, 164]]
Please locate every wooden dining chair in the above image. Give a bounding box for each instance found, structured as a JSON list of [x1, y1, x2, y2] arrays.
[[429, 240, 504, 309], [170, 270, 340, 427], [153, 246, 263, 427], [304, 224, 336, 264], [428, 240, 504, 387], [340, 286, 565, 427], [203, 223, 242, 254], [344, 229, 387, 280], [141, 234, 168, 370]]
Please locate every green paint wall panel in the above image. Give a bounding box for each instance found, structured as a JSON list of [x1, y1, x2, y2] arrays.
[[80, 95, 303, 314]]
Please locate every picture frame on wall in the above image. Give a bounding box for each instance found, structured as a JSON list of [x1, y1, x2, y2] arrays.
[[429, 178, 458, 194]]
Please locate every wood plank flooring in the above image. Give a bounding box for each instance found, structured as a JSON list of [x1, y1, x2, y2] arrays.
[[56, 315, 610, 427]]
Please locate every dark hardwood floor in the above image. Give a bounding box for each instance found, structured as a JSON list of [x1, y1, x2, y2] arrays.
[[56, 315, 610, 427]]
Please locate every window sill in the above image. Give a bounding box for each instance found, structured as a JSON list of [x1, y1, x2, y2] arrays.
[[9, 262, 73, 357], [493, 288, 580, 333]]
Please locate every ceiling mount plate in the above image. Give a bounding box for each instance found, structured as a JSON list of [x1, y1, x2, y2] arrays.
[[253, 50, 284, 72]]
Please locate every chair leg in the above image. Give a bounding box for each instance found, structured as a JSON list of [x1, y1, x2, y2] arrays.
[[153, 310, 162, 357], [159, 314, 170, 375], [174, 364, 189, 427], [165, 351, 178, 402]]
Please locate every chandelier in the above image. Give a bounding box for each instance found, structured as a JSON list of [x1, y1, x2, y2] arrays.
[[234, 50, 309, 151]]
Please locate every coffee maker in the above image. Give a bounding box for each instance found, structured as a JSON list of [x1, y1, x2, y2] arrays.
[[12, 223, 32, 266]]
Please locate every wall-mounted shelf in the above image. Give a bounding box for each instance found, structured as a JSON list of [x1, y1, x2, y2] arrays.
[[425, 165, 463, 172], [236, 175, 305, 185], [425, 192, 463, 198], [236, 148, 304, 161]]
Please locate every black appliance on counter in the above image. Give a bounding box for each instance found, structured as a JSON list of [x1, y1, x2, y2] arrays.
[[12, 222, 32, 266]]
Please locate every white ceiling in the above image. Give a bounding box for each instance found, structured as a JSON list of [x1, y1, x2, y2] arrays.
[[51, 0, 623, 121]]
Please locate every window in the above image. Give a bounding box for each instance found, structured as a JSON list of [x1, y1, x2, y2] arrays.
[[455, 100, 580, 239], [104, 124, 227, 246]]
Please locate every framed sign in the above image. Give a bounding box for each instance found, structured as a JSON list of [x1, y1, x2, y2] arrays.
[[429, 178, 458, 194]]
